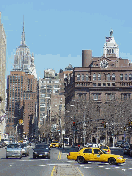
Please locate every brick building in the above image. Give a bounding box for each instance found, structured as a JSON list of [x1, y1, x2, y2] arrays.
[[6, 71, 37, 138], [65, 30, 132, 144]]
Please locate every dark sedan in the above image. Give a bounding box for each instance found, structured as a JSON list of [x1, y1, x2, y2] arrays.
[[123, 145, 130, 155], [33, 144, 50, 159]]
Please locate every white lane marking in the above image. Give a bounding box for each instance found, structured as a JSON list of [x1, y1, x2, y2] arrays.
[[98, 166, 104, 167], [122, 169, 126, 171], [79, 165, 85, 167], [105, 168, 110, 169], [87, 162, 92, 164], [39, 165, 46, 166], [20, 160, 34, 161], [115, 167, 120, 169], [128, 168, 132, 169], [10, 165, 12, 166], [48, 164, 71, 166], [84, 167, 92, 169], [67, 161, 75, 162]]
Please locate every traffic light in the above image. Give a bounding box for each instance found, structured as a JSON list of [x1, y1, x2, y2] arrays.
[[73, 122, 75, 126], [129, 121, 132, 126], [102, 121, 106, 128], [104, 122, 106, 128]]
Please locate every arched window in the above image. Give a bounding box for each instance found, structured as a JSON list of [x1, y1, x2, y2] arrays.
[[107, 73, 111, 81], [112, 73, 115, 81], [120, 74, 123, 81], [86, 74, 88, 81], [125, 74, 127, 80], [129, 74, 132, 80], [81, 74, 84, 81], [77, 74, 80, 81], [93, 73, 96, 81], [98, 73, 101, 80]]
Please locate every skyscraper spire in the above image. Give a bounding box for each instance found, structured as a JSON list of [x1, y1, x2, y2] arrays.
[[21, 15, 25, 45]]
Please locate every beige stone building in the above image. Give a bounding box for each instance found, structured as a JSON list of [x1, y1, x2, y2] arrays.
[[0, 12, 6, 140]]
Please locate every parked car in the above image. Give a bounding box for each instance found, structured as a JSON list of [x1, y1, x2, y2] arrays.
[[33, 143, 50, 159], [115, 140, 124, 147], [123, 145, 130, 155], [128, 144, 132, 157], [20, 143, 29, 156], [6, 143, 22, 159], [121, 142, 130, 148]]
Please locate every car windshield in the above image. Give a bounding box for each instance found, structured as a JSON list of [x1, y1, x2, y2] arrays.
[[20, 144, 27, 148], [36, 145, 49, 149], [100, 149, 107, 154], [100, 146, 108, 149], [7, 144, 20, 148]]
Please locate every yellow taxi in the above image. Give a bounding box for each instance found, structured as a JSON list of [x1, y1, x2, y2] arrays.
[[67, 147, 125, 165], [50, 143, 62, 148]]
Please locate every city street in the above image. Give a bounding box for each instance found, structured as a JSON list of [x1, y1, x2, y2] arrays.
[[0, 145, 132, 176]]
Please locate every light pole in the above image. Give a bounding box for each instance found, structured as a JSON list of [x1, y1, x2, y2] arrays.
[[70, 104, 75, 147]]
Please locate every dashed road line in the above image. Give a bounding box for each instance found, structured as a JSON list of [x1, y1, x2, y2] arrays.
[[77, 167, 84, 176], [48, 163, 71, 166]]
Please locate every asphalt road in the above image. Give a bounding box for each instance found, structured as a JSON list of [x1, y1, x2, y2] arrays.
[[0, 145, 132, 176]]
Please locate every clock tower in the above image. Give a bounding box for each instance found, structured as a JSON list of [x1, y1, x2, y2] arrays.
[[103, 30, 119, 58]]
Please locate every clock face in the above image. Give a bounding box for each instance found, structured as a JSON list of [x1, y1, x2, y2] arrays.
[[100, 60, 108, 68]]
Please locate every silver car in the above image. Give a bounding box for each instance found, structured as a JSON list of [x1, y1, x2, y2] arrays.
[[20, 143, 30, 156], [6, 143, 22, 159]]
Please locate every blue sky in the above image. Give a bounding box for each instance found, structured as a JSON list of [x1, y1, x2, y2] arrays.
[[1, 0, 132, 80]]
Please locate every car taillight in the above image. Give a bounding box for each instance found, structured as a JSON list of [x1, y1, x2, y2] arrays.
[[69, 153, 70, 156], [107, 150, 109, 153]]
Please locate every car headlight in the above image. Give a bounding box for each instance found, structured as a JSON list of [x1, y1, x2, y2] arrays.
[[117, 157, 122, 159], [34, 152, 37, 154]]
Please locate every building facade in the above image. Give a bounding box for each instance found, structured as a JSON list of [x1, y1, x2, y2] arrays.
[[38, 69, 60, 127], [6, 18, 37, 139], [0, 12, 6, 140], [65, 31, 132, 144], [65, 31, 132, 103]]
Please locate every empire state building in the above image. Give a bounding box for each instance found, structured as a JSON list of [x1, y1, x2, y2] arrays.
[[13, 18, 37, 78], [6, 18, 37, 138]]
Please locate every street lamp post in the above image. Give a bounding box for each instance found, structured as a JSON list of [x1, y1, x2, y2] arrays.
[[70, 104, 76, 147]]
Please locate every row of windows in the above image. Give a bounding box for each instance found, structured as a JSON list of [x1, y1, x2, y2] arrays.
[[76, 82, 115, 87], [92, 93, 131, 100], [76, 73, 132, 81]]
